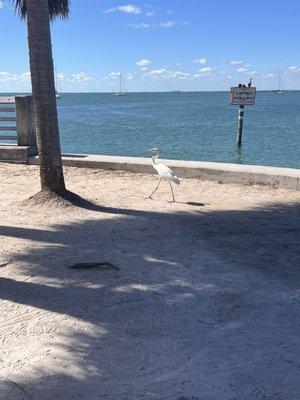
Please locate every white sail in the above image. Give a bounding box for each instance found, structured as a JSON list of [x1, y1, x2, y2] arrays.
[[272, 70, 284, 94], [114, 73, 127, 96], [55, 67, 62, 99]]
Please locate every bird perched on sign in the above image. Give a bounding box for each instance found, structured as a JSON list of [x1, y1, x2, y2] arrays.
[[146, 148, 180, 202], [248, 78, 252, 87]]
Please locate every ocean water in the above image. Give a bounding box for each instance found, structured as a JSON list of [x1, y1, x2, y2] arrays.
[[2, 91, 300, 168], [57, 91, 300, 169]]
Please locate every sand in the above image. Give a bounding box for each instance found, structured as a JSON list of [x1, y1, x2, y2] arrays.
[[0, 163, 299, 400]]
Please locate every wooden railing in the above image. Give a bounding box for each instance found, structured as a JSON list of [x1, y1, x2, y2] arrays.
[[0, 96, 36, 147], [0, 96, 17, 142]]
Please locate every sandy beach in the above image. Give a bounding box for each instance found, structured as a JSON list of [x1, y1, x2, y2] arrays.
[[0, 163, 299, 400]]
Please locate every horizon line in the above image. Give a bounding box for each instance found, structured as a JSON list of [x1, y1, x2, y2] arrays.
[[1, 89, 300, 94]]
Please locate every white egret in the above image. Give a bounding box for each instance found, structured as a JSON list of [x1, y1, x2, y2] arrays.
[[146, 148, 180, 202]]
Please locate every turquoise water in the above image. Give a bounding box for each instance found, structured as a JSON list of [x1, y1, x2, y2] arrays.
[[2, 92, 300, 168], [57, 91, 300, 169]]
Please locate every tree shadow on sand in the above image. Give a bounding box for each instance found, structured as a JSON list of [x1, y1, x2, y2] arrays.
[[0, 201, 299, 399]]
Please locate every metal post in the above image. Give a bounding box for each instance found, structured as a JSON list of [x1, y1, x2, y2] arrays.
[[237, 104, 244, 147]]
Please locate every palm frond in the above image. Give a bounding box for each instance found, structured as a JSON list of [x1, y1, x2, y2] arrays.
[[13, 0, 70, 20]]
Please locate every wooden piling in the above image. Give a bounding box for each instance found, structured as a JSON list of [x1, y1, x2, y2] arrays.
[[15, 96, 36, 147]]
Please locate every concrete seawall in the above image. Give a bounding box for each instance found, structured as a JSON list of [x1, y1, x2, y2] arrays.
[[28, 154, 300, 190]]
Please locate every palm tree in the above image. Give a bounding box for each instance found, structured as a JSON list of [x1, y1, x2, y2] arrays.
[[13, 0, 70, 195]]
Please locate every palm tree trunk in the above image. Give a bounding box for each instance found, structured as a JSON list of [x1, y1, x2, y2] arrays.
[[25, 0, 65, 192]]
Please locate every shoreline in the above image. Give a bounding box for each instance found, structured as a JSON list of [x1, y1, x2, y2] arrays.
[[27, 153, 300, 191]]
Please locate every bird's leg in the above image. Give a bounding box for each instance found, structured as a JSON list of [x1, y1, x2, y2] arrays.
[[168, 181, 175, 203], [147, 178, 162, 199]]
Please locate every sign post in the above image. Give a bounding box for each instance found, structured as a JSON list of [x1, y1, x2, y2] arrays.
[[237, 104, 244, 147], [229, 87, 256, 147]]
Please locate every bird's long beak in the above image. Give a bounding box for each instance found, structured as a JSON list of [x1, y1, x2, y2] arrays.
[[146, 148, 159, 152]]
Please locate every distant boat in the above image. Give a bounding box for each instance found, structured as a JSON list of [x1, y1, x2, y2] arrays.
[[114, 73, 127, 96], [55, 67, 62, 99], [272, 71, 284, 94]]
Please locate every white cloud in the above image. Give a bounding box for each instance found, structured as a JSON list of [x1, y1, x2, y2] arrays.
[[166, 9, 175, 15], [158, 21, 176, 28], [142, 6, 175, 17], [109, 72, 121, 77], [57, 73, 66, 80], [129, 20, 181, 29], [192, 67, 214, 78], [194, 58, 206, 65], [287, 66, 300, 73], [56, 72, 93, 85], [136, 59, 151, 67], [129, 22, 152, 28], [199, 67, 213, 73], [171, 71, 189, 78], [236, 67, 248, 73], [105, 4, 141, 14], [0, 1, 4, 10], [0, 71, 30, 85], [142, 68, 190, 80], [146, 68, 167, 76], [261, 73, 275, 79], [0, 70, 96, 89], [145, 5, 156, 17], [230, 60, 243, 65], [193, 74, 205, 78], [129, 17, 188, 29], [71, 72, 91, 82], [236, 67, 259, 77]]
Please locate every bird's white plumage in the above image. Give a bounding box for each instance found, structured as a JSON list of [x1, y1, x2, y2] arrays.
[[152, 160, 180, 185], [146, 148, 180, 202]]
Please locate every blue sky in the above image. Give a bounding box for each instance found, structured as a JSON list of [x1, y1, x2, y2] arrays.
[[1, 0, 300, 92]]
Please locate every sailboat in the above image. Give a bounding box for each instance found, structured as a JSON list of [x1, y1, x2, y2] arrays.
[[55, 67, 62, 99], [272, 71, 284, 94], [114, 73, 127, 96]]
